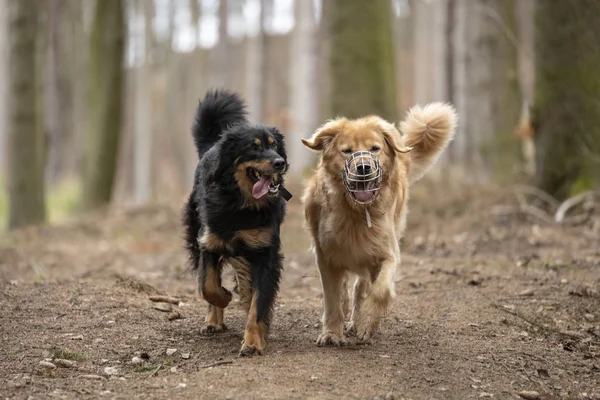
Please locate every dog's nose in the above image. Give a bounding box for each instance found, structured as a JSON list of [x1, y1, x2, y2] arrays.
[[272, 158, 286, 171], [356, 164, 372, 175]]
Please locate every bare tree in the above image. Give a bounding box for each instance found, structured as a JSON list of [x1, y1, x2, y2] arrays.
[[288, 0, 317, 175], [451, 0, 520, 174], [245, 0, 265, 123], [82, 0, 126, 210], [213, 0, 234, 89], [328, 0, 397, 122], [534, 0, 600, 198], [0, 0, 7, 175], [7, 0, 46, 229], [133, 0, 154, 205]]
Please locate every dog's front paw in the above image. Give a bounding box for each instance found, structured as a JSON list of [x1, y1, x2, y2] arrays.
[[200, 323, 227, 335], [344, 321, 356, 336], [316, 331, 347, 347], [355, 322, 376, 342], [203, 287, 232, 309], [238, 342, 264, 357]]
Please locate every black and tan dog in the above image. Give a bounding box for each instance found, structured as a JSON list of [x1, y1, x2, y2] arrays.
[[182, 90, 291, 356]]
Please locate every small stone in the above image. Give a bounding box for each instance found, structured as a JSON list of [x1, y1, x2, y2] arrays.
[[131, 357, 143, 366], [313, 323, 320, 329], [585, 314, 595, 322], [153, 303, 172, 312], [9, 280, 18, 286], [177, 383, 187, 389], [39, 361, 56, 369], [71, 335, 84, 340], [103, 366, 119, 376], [166, 348, 177, 356], [79, 374, 105, 380], [181, 353, 190, 360], [384, 393, 395, 400], [479, 393, 494, 398], [54, 359, 76, 368], [518, 391, 541, 400], [93, 338, 104, 344], [100, 359, 109, 364], [519, 288, 535, 297], [170, 367, 178, 373], [168, 311, 182, 321]]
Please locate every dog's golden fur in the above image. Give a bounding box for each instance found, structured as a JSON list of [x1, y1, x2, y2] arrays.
[[302, 103, 458, 345]]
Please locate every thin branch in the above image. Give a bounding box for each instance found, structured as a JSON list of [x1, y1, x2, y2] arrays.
[[490, 302, 584, 340], [198, 360, 233, 369], [555, 191, 596, 223], [510, 185, 560, 209]]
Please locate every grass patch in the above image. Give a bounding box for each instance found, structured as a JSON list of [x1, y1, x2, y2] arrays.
[[53, 348, 86, 361], [135, 365, 158, 373]]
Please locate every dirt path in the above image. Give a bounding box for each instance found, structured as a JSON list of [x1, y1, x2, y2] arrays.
[[1, 184, 599, 400]]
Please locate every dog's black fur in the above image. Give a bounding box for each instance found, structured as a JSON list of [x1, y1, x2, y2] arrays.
[[182, 89, 289, 356]]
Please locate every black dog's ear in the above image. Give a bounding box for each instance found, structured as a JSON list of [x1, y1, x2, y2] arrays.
[[268, 127, 288, 161], [214, 136, 237, 180]]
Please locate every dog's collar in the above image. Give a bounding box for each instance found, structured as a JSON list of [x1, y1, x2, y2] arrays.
[[280, 187, 292, 201]]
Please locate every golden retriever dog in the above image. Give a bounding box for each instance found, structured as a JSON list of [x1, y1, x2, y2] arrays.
[[301, 103, 458, 345]]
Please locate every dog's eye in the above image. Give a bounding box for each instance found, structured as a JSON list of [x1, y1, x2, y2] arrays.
[[251, 143, 260, 151], [342, 148, 353, 155], [371, 146, 381, 152]]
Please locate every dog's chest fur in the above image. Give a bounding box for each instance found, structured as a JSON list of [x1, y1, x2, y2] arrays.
[[317, 207, 398, 273]]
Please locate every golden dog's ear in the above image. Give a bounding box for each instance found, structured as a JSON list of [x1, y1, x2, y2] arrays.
[[301, 120, 343, 151], [377, 120, 412, 153]]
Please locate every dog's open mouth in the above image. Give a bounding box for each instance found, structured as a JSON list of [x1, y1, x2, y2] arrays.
[[349, 180, 378, 203], [247, 167, 280, 199]]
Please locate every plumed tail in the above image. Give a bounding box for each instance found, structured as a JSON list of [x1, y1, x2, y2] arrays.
[[400, 102, 458, 184], [192, 89, 247, 158]]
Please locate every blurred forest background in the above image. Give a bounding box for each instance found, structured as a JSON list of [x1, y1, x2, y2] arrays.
[[0, 0, 598, 230]]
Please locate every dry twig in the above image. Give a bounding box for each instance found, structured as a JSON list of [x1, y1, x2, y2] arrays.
[[490, 301, 583, 340], [198, 360, 233, 369], [148, 295, 181, 305]]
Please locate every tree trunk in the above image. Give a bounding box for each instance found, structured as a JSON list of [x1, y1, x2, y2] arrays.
[[7, 0, 46, 229], [46, 0, 74, 184], [452, 0, 520, 175], [213, 0, 233, 89], [288, 0, 317, 175], [82, 0, 125, 210], [534, 0, 600, 198], [245, 0, 265, 123], [133, 0, 153, 205], [328, 0, 397, 122], [0, 0, 7, 176]]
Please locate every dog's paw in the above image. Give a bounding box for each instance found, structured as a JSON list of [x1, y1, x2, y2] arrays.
[[344, 321, 356, 336], [355, 324, 375, 342], [316, 331, 347, 347], [200, 323, 227, 335], [238, 343, 264, 357], [203, 287, 232, 309]]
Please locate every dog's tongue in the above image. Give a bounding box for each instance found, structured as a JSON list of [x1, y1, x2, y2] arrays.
[[252, 176, 273, 199], [354, 190, 375, 202]]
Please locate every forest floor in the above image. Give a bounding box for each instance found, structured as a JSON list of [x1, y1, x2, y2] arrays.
[[1, 180, 599, 400]]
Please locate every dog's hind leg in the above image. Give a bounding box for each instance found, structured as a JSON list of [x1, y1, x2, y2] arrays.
[[201, 304, 227, 334], [315, 250, 347, 347], [239, 253, 282, 357]]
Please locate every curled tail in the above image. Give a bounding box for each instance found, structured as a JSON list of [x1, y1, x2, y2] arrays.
[[400, 102, 458, 184], [192, 89, 247, 157]]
